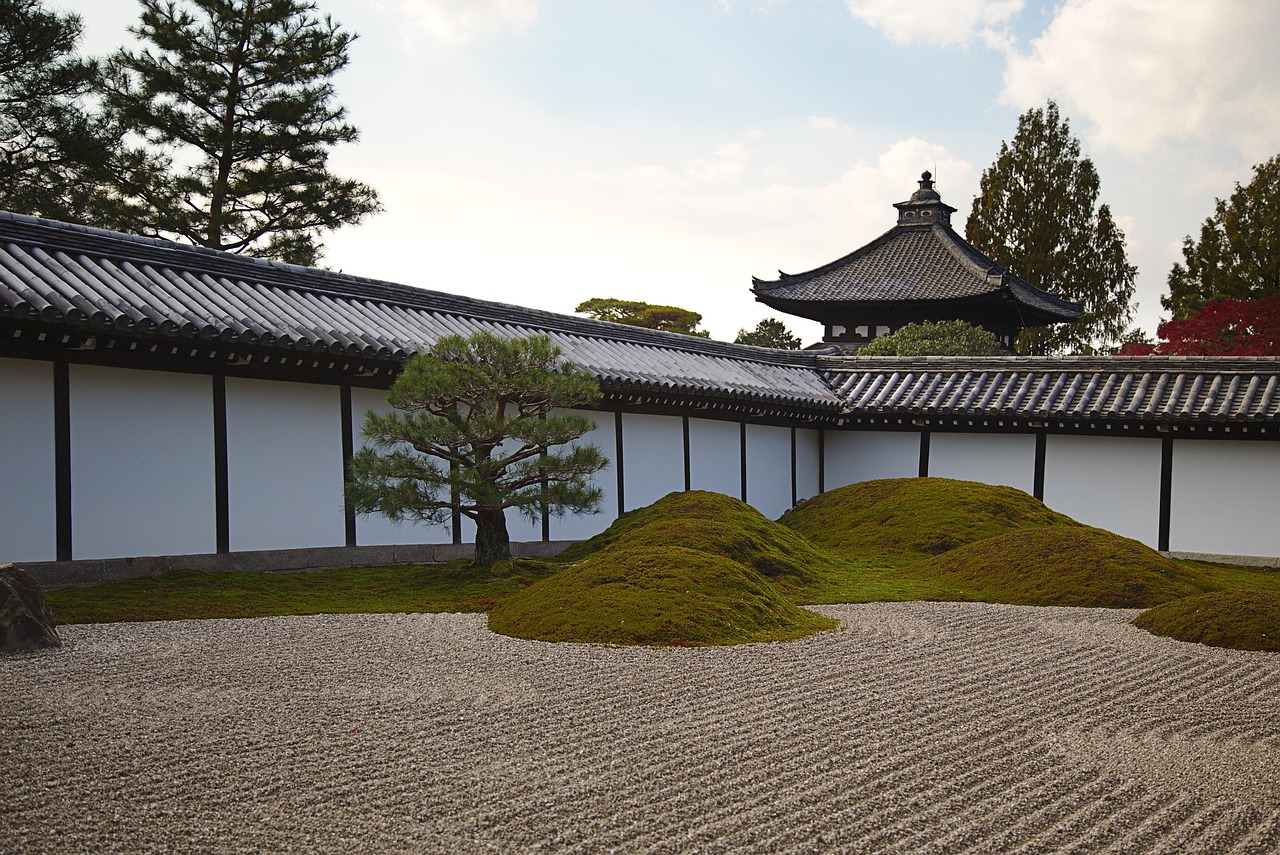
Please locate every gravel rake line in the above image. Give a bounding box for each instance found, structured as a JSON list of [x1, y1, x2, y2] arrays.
[[4, 603, 1280, 854]]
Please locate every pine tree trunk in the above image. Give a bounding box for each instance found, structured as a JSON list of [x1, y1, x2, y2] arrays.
[[473, 507, 511, 567]]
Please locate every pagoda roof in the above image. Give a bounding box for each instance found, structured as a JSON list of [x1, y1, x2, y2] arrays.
[[751, 173, 1083, 326]]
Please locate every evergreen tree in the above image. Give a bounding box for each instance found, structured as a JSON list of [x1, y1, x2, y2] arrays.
[[575, 297, 710, 337], [857, 320, 1006, 357], [1163, 154, 1280, 319], [966, 101, 1136, 354], [734, 318, 801, 349], [0, 0, 116, 221], [101, 0, 380, 265], [347, 333, 608, 568]]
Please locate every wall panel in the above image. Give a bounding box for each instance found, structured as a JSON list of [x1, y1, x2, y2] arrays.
[[226, 378, 344, 552], [549, 409, 617, 541], [0, 358, 56, 562], [350, 387, 452, 546], [1043, 435, 1162, 547], [1170, 440, 1280, 558], [621, 412, 685, 511], [794, 429, 821, 502], [688, 417, 740, 498], [69, 365, 215, 559], [746, 424, 793, 520], [824, 430, 918, 490], [929, 433, 1035, 494]]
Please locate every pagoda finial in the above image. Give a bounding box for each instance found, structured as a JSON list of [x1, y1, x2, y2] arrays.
[[894, 169, 954, 226]]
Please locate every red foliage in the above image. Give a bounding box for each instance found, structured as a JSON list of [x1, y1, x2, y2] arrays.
[[1126, 295, 1280, 356]]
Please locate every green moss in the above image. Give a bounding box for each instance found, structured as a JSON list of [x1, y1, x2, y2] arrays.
[[1133, 590, 1280, 652], [919, 526, 1205, 608], [489, 546, 837, 646], [780, 478, 1080, 565], [559, 490, 857, 598], [44, 559, 558, 624]]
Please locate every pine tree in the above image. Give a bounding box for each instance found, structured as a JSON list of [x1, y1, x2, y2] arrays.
[[1163, 154, 1280, 319], [101, 0, 380, 265], [347, 333, 609, 568], [0, 0, 116, 221], [575, 297, 710, 337], [734, 318, 801, 349], [966, 101, 1136, 354]]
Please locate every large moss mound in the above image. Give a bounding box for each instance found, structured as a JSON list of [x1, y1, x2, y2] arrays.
[[1133, 591, 1280, 652], [558, 491, 850, 598], [488, 545, 837, 646], [920, 526, 1205, 608], [780, 477, 1080, 564]]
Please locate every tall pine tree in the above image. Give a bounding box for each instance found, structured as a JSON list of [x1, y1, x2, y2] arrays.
[[1163, 154, 1280, 319], [101, 0, 380, 265], [0, 0, 118, 222], [966, 101, 1136, 354]]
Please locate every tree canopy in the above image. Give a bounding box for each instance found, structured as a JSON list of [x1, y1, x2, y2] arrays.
[[857, 321, 1006, 357], [734, 318, 801, 349], [966, 101, 1136, 354], [347, 333, 608, 567], [0, 0, 118, 222], [1163, 154, 1280, 319], [100, 0, 381, 265], [1120, 294, 1280, 357], [575, 297, 710, 337]]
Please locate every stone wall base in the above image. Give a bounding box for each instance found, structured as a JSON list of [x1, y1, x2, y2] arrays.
[[26, 541, 578, 589], [1165, 551, 1280, 569]]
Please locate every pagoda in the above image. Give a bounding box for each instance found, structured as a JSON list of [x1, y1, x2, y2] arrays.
[[751, 172, 1083, 351]]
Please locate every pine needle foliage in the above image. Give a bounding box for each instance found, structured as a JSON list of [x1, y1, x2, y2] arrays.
[[347, 333, 608, 567], [0, 0, 122, 223], [100, 0, 380, 265]]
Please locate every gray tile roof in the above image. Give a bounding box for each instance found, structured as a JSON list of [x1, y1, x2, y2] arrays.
[[752, 223, 1082, 323], [0, 212, 841, 414], [3, 211, 1276, 429], [821, 356, 1280, 424]]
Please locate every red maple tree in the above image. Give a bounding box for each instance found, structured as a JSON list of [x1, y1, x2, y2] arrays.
[[1120, 294, 1280, 356]]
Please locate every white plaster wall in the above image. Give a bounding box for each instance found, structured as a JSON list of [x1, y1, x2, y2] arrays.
[[688, 417, 740, 498], [0, 358, 56, 562], [824, 430, 919, 489], [929, 433, 1036, 494], [549, 409, 617, 541], [746, 424, 793, 520], [1170, 440, 1280, 558], [350, 386, 452, 546], [69, 365, 216, 559], [226, 378, 344, 551], [1043, 435, 1162, 547], [621, 412, 686, 511], [794, 429, 821, 502]]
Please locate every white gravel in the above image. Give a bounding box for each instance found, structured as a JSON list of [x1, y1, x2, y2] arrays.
[[2, 602, 1278, 854]]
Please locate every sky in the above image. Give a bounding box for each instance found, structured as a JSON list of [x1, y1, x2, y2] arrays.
[[54, 0, 1280, 344]]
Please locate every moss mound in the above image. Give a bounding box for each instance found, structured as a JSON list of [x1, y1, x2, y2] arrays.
[[1133, 591, 1280, 652], [559, 491, 850, 597], [920, 526, 1204, 608], [780, 477, 1080, 564], [489, 545, 837, 646]]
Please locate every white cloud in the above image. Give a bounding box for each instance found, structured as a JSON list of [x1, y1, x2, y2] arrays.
[[327, 133, 976, 341], [1002, 0, 1280, 158], [845, 0, 1023, 47], [393, 0, 540, 43]]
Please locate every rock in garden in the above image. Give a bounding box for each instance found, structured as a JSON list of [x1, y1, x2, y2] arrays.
[[0, 564, 61, 653]]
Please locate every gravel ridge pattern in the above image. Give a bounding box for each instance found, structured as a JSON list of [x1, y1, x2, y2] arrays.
[[2, 602, 1278, 853]]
